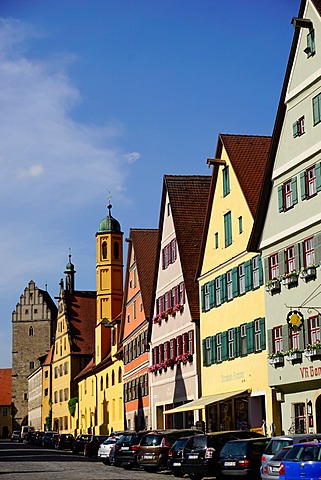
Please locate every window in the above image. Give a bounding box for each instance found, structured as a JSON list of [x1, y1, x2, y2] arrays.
[[224, 212, 232, 247], [179, 282, 185, 304], [64, 388, 68, 401], [313, 93, 321, 126], [167, 203, 171, 216], [24, 393, 28, 401], [308, 316, 320, 345], [223, 166, 230, 196], [100, 377, 103, 391], [240, 324, 247, 356], [304, 237, 315, 267], [106, 374, 109, 388], [238, 264, 245, 295], [215, 232, 219, 249], [272, 326, 283, 353], [278, 178, 298, 212], [29, 361, 34, 369], [226, 270, 233, 301], [133, 268, 137, 288], [54, 391, 58, 403], [290, 330, 300, 350], [2, 407, 8, 416], [216, 333, 222, 363], [204, 283, 210, 311], [29, 326, 34, 336], [44, 388, 48, 397], [228, 329, 234, 359], [59, 390, 63, 402], [269, 253, 279, 280], [294, 403, 306, 434], [238, 216, 243, 234], [215, 277, 221, 306], [293, 116, 305, 137], [188, 330, 194, 354], [112, 370, 115, 386], [118, 366, 122, 383], [45, 370, 48, 379], [284, 180, 293, 209], [252, 256, 260, 288], [170, 339, 177, 359], [102, 241, 107, 259], [307, 166, 316, 197], [305, 29, 315, 57], [205, 337, 211, 366], [254, 318, 262, 352], [286, 246, 296, 273], [133, 300, 137, 320], [162, 239, 177, 269]]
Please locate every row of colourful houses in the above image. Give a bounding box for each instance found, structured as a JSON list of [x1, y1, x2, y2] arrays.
[[23, 0, 321, 438]]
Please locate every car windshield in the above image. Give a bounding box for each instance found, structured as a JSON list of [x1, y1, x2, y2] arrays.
[[103, 438, 117, 445], [284, 444, 321, 461], [140, 434, 162, 446], [172, 439, 188, 450], [265, 439, 293, 455]]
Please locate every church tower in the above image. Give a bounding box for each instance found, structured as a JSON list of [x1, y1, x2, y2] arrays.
[[95, 200, 123, 365]]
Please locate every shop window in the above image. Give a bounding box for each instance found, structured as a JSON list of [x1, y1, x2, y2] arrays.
[[293, 403, 306, 434]]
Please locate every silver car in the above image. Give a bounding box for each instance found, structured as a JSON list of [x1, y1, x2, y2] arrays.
[[97, 435, 120, 465], [261, 446, 292, 480]]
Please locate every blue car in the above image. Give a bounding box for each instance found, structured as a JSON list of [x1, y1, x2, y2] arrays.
[[279, 442, 321, 480]]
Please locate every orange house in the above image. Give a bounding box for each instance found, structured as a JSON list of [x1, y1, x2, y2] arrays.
[[121, 228, 158, 431]]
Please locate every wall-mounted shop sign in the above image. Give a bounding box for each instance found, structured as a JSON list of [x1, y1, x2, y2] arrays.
[[300, 366, 321, 379], [287, 310, 304, 331]]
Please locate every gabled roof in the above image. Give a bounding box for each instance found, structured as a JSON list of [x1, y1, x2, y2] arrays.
[[65, 290, 96, 355], [42, 345, 54, 366], [155, 175, 211, 321], [248, 0, 320, 251], [196, 134, 271, 280], [0, 368, 12, 406], [217, 134, 271, 218]]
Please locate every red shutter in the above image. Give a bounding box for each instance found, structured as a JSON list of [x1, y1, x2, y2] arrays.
[[165, 341, 170, 360]]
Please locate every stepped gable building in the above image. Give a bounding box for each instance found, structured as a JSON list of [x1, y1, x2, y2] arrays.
[[51, 256, 96, 433], [195, 134, 271, 433], [150, 175, 211, 429], [12, 280, 57, 427], [76, 201, 124, 435], [0, 368, 12, 438], [121, 228, 158, 431], [249, 0, 321, 435]]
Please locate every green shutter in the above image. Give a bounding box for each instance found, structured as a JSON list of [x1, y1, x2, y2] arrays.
[[235, 326, 240, 357], [260, 318, 266, 350], [221, 274, 227, 303], [232, 267, 239, 297], [209, 280, 215, 308], [300, 171, 307, 200], [201, 285, 205, 313], [221, 331, 228, 361], [298, 327, 305, 351], [293, 121, 299, 138], [316, 162, 321, 192], [292, 177, 298, 205], [279, 250, 285, 277], [282, 325, 289, 353], [278, 185, 284, 213], [299, 241, 304, 268], [202, 339, 207, 367], [224, 212, 232, 247], [294, 243, 300, 271], [210, 336, 216, 364], [258, 255, 264, 286], [263, 257, 269, 283], [246, 323, 254, 354], [245, 260, 252, 292], [267, 329, 273, 356], [314, 233, 321, 265]]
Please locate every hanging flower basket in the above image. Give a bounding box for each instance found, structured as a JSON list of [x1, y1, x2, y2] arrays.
[[268, 354, 284, 367], [300, 266, 317, 281], [281, 273, 299, 288]]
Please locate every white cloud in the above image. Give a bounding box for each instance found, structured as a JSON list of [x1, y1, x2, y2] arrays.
[[17, 164, 44, 177]]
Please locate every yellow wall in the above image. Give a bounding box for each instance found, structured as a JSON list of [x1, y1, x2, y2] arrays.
[[41, 365, 51, 430]]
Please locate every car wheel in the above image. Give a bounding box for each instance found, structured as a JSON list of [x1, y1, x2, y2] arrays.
[[189, 474, 204, 480]]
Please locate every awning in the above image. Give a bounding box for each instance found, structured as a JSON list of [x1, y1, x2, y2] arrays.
[[163, 390, 247, 415]]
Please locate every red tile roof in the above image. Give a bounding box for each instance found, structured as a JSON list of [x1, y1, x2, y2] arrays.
[[217, 134, 271, 218], [159, 175, 211, 320], [0, 369, 12, 406], [42, 345, 54, 366], [65, 291, 96, 355]]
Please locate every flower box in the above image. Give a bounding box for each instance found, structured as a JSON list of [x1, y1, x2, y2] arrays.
[[265, 279, 281, 294], [282, 274, 298, 288], [304, 348, 321, 359], [268, 356, 284, 367], [300, 266, 317, 281], [285, 352, 302, 363]]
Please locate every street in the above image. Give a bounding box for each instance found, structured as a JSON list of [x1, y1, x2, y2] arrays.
[[0, 440, 177, 480]]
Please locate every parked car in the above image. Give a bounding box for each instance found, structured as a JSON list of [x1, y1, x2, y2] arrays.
[[11, 430, 21, 442], [72, 434, 91, 454], [98, 435, 122, 464], [49, 433, 59, 448], [261, 433, 321, 476], [42, 431, 58, 448], [167, 436, 190, 477], [84, 435, 109, 457], [261, 446, 292, 480], [181, 430, 264, 480], [113, 431, 148, 469], [217, 437, 270, 479], [54, 433, 74, 450], [279, 442, 321, 480], [137, 429, 203, 472]]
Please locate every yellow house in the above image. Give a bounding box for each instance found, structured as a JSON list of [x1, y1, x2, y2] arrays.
[[51, 257, 96, 434], [76, 201, 124, 435], [196, 134, 273, 433], [41, 345, 53, 431]]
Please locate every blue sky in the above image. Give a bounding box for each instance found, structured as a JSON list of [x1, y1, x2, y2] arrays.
[[0, 0, 299, 368]]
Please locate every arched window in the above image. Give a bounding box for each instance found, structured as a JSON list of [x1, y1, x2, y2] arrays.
[[112, 369, 115, 386], [106, 373, 109, 388], [102, 241, 107, 259], [114, 242, 119, 259], [28, 326, 34, 336], [118, 366, 122, 383]]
